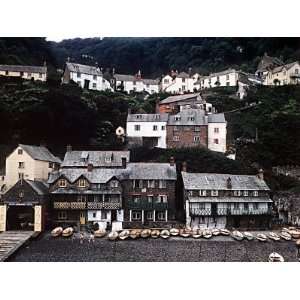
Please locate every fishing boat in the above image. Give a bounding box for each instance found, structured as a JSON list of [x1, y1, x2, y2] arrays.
[[268, 232, 281, 241], [119, 230, 130, 240], [94, 229, 106, 238], [212, 228, 220, 236], [170, 228, 179, 236], [51, 226, 63, 237], [108, 231, 118, 241], [141, 229, 151, 238], [160, 229, 170, 239], [179, 228, 191, 238], [129, 229, 139, 239], [62, 227, 74, 237], [151, 229, 160, 238], [280, 231, 292, 241], [203, 229, 213, 239], [192, 229, 202, 239], [281, 227, 289, 233], [231, 230, 244, 241], [268, 252, 284, 262], [289, 229, 300, 239], [220, 228, 230, 236], [256, 233, 268, 242], [243, 232, 254, 241], [135, 229, 142, 238]]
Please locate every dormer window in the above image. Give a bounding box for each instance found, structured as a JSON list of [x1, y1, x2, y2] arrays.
[[18, 149, 23, 155], [199, 190, 206, 196], [253, 191, 258, 197], [78, 179, 87, 188], [211, 190, 218, 196], [174, 116, 181, 121], [110, 180, 119, 188], [234, 190, 241, 196], [105, 156, 111, 163], [59, 179, 67, 187], [136, 115, 142, 119], [243, 191, 248, 196]]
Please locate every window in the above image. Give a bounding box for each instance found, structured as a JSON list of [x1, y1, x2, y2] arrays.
[[161, 125, 166, 131], [18, 149, 23, 155], [133, 196, 141, 203], [110, 180, 119, 188], [93, 75, 97, 80], [28, 73, 32, 77], [49, 162, 54, 168], [164, 79, 169, 84], [92, 212, 97, 218], [283, 71, 286, 76], [19, 191, 24, 198], [59, 179, 67, 187], [182, 78, 186, 83], [188, 117, 195, 121], [194, 136, 200, 142], [194, 127, 200, 132], [18, 162, 25, 169], [78, 179, 86, 188], [58, 211, 67, 220], [157, 195, 167, 203], [253, 203, 259, 210], [133, 180, 142, 188], [18, 173, 24, 180], [146, 211, 153, 220], [243, 203, 249, 210], [153, 125, 158, 131], [173, 126, 179, 131], [234, 190, 241, 196], [182, 85, 186, 91], [39, 73, 43, 78], [173, 136, 180, 142], [214, 138, 219, 144], [174, 116, 181, 121], [253, 191, 258, 197], [92, 83, 97, 88], [295, 69, 299, 74], [243, 191, 248, 196], [132, 211, 141, 220], [147, 195, 154, 203], [233, 203, 239, 210], [77, 72, 81, 78], [148, 180, 155, 188], [159, 180, 167, 188], [226, 82, 230, 86], [133, 81, 136, 86], [198, 203, 205, 210], [101, 211, 107, 220], [134, 125, 140, 131], [214, 128, 219, 133], [77, 195, 87, 202], [211, 190, 218, 196], [105, 156, 111, 163], [157, 211, 166, 220], [226, 75, 229, 80], [199, 190, 206, 196], [5, 70, 9, 75]]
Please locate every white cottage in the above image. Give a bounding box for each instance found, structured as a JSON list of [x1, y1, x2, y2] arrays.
[[0, 64, 47, 81], [207, 114, 227, 153]]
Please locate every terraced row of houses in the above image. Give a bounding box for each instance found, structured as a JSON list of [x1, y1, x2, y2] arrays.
[[0, 144, 273, 232]]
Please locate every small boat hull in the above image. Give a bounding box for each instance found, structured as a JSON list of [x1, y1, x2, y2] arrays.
[[268, 252, 284, 262], [51, 227, 63, 237], [289, 230, 300, 239], [160, 230, 170, 239], [119, 230, 130, 240], [151, 230, 160, 238], [243, 232, 254, 240], [170, 228, 179, 236], [130, 230, 139, 239], [179, 229, 191, 238], [220, 229, 230, 236], [203, 229, 212, 239], [231, 231, 244, 241], [256, 234, 267, 242], [212, 229, 220, 236], [268, 232, 281, 241], [141, 229, 151, 238], [280, 232, 292, 241], [94, 229, 106, 238], [62, 227, 74, 237], [108, 231, 118, 241]]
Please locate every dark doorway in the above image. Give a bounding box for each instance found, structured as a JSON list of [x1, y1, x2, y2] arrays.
[[211, 203, 217, 216], [6, 206, 34, 230], [84, 79, 90, 89], [111, 210, 117, 222]]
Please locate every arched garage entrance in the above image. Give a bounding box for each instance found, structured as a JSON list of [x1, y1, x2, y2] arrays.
[[6, 206, 34, 230]]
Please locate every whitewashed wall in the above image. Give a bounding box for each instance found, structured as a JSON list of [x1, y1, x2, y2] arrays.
[[208, 122, 227, 153]]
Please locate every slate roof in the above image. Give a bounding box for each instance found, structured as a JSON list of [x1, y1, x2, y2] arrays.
[[167, 109, 207, 126], [127, 113, 169, 122], [26, 180, 49, 195], [19, 144, 61, 164], [66, 62, 102, 76], [48, 162, 177, 185], [114, 74, 137, 82], [257, 54, 284, 72], [61, 151, 130, 168], [208, 113, 226, 123], [126, 163, 177, 180], [188, 197, 272, 203], [177, 72, 190, 78], [271, 61, 299, 74], [210, 68, 237, 77], [0, 64, 47, 74], [160, 93, 202, 104], [143, 78, 159, 85], [182, 172, 270, 191], [51, 188, 121, 194]]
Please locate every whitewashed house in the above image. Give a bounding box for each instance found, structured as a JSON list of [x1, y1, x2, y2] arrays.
[[1, 144, 61, 193], [62, 62, 113, 91], [264, 61, 300, 86], [182, 170, 273, 229], [161, 70, 198, 94], [0, 64, 47, 81], [126, 113, 169, 148], [207, 114, 227, 153], [114, 71, 159, 94]]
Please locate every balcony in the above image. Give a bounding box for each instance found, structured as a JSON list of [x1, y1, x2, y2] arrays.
[[87, 202, 122, 210], [189, 208, 211, 216], [228, 208, 272, 215], [53, 202, 86, 209], [127, 200, 153, 210], [153, 202, 168, 210]]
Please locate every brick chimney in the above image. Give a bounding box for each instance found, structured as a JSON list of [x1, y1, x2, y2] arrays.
[[87, 163, 93, 172], [182, 161, 187, 172], [170, 156, 175, 166], [121, 157, 127, 168], [258, 169, 264, 180]]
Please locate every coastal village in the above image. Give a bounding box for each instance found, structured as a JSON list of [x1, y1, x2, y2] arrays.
[[0, 51, 300, 262]]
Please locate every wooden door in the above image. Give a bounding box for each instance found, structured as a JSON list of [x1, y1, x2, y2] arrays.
[[80, 211, 86, 225], [0, 204, 7, 232]]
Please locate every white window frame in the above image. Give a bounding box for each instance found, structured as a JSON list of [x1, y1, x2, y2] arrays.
[[59, 179, 67, 187], [153, 125, 158, 131], [147, 180, 155, 188], [157, 195, 167, 203], [159, 180, 166, 188], [173, 136, 180, 142], [234, 190, 241, 196], [134, 124, 140, 131], [214, 127, 219, 133], [211, 190, 218, 196], [146, 211, 153, 220], [243, 191, 249, 196], [78, 179, 86, 188], [110, 180, 119, 188], [199, 190, 206, 196], [132, 211, 141, 221], [253, 191, 259, 197], [194, 136, 200, 142], [157, 211, 166, 221], [58, 211, 67, 220]]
